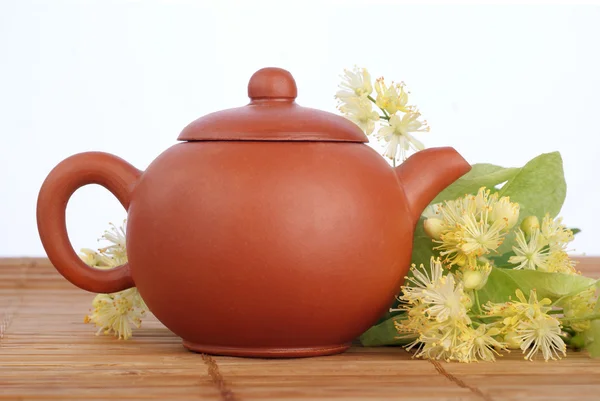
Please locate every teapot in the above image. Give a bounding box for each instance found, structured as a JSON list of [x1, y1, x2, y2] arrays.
[[36, 67, 471, 358]]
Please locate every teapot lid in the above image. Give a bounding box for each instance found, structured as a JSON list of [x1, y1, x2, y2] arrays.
[[177, 67, 368, 142]]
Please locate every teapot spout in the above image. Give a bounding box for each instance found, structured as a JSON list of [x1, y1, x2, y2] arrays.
[[395, 147, 471, 226]]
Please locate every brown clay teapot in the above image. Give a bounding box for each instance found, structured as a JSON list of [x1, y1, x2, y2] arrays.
[[37, 67, 471, 358]]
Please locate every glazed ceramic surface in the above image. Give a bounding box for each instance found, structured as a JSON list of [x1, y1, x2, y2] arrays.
[[37, 67, 471, 357]]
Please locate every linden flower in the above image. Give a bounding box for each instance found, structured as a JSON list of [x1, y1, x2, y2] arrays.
[[436, 187, 491, 225], [421, 274, 471, 324], [541, 213, 574, 250], [511, 214, 577, 273], [423, 217, 446, 241], [545, 249, 578, 275], [84, 288, 146, 340], [394, 301, 430, 335], [433, 188, 516, 268], [398, 258, 481, 361], [509, 228, 550, 271], [374, 78, 412, 115], [98, 220, 128, 265], [404, 318, 476, 362], [515, 314, 566, 361], [460, 210, 509, 256], [436, 233, 470, 267], [79, 248, 113, 268], [525, 289, 552, 313], [456, 324, 506, 362], [401, 257, 445, 303], [483, 289, 546, 333], [397, 259, 469, 331], [335, 66, 373, 100], [490, 196, 520, 229], [483, 289, 565, 361], [375, 112, 429, 162], [559, 287, 596, 332], [500, 289, 553, 320], [461, 262, 492, 291], [520, 215, 540, 237], [338, 96, 380, 135], [398, 257, 513, 363], [80, 220, 149, 339]]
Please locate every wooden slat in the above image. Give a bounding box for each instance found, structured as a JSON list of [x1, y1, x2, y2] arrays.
[[1, 257, 600, 400]]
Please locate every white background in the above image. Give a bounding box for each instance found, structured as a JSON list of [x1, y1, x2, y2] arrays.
[[1, 0, 599, 256]]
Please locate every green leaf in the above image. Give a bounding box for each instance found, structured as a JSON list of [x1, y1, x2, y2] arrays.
[[422, 152, 567, 264], [487, 251, 517, 268], [410, 217, 437, 267], [425, 153, 567, 255], [431, 164, 520, 205], [359, 315, 414, 346], [495, 152, 566, 254], [498, 152, 566, 219], [478, 268, 596, 305], [570, 228, 582, 235]]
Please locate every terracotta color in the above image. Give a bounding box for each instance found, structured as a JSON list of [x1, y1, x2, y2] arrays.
[[36, 67, 471, 358], [178, 68, 367, 142]]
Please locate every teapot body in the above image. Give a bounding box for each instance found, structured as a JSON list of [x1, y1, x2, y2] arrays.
[[36, 67, 472, 358], [127, 141, 413, 356]]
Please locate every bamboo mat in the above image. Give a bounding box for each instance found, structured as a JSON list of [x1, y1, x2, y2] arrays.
[[2, 258, 600, 401]]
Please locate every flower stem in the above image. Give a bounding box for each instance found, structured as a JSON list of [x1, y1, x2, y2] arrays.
[[474, 290, 483, 315], [368, 94, 391, 120], [548, 309, 564, 316]]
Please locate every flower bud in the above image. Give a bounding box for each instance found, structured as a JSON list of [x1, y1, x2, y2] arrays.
[[491, 197, 520, 229], [462, 270, 485, 291], [374, 78, 408, 115], [520, 215, 540, 237], [79, 248, 99, 266], [461, 262, 491, 291], [423, 218, 445, 240], [421, 203, 442, 219]]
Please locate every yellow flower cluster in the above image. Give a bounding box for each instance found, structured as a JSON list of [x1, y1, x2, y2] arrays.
[[84, 288, 146, 340], [484, 289, 566, 361], [557, 287, 596, 333], [395, 258, 505, 362], [79, 220, 148, 340], [396, 259, 569, 362], [509, 214, 578, 274], [335, 67, 429, 164], [395, 186, 593, 362], [424, 187, 519, 269]]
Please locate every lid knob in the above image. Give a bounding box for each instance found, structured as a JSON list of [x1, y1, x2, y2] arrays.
[[248, 67, 297, 101]]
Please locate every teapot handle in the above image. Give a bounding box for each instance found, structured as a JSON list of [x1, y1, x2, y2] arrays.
[[36, 152, 142, 293]]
